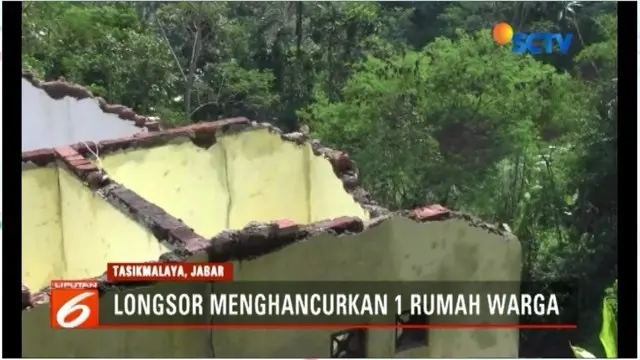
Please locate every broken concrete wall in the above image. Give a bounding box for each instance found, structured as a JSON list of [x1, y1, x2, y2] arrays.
[[213, 219, 395, 358], [212, 216, 521, 358], [22, 157, 169, 291], [23, 215, 520, 358], [21, 119, 521, 358], [98, 127, 370, 238], [21, 71, 163, 152], [388, 216, 521, 358], [22, 79, 142, 151]]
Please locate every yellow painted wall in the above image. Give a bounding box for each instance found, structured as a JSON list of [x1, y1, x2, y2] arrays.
[[98, 139, 230, 239], [100, 129, 369, 238], [21, 166, 168, 290], [213, 217, 521, 358], [22, 166, 65, 291], [308, 149, 368, 222], [221, 130, 310, 228]]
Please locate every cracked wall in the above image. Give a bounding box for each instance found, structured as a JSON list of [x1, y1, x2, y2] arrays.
[[21, 164, 169, 291], [98, 128, 369, 238]]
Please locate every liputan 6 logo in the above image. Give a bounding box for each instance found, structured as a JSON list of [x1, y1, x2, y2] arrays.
[[50, 280, 99, 329]]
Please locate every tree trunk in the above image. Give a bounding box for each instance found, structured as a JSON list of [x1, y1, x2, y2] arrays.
[[295, 2, 303, 62], [185, 26, 202, 122]]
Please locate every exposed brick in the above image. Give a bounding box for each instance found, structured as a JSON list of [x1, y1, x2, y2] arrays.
[[77, 118, 250, 155], [178, 117, 250, 134], [168, 227, 202, 244], [134, 115, 147, 127], [97, 137, 139, 152], [412, 204, 449, 220], [67, 158, 91, 166], [80, 141, 98, 149], [275, 223, 302, 238], [70, 141, 98, 157], [22, 148, 56, 165], [102, 105, 136, 120], [65, 154, 85, 162], [312, 216, 364, 234], [145, 121, 161, 131], [85, 172, 107, 188], [328, 150, 353, 173], [75, 163, 98, 171], [132, 132, 154, 139], [275, 219, 297, 228], [54, 146, 78, 158]]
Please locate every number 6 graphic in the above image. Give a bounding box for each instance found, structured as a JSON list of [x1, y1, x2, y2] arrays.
[[56, 292, 96, 328]]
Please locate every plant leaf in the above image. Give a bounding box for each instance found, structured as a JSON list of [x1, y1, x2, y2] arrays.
[[564, 194, 573, 205], [570, 345, 596, 358], [599, 298, 618, 358]]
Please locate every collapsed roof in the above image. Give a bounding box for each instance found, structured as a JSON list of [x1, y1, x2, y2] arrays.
[[21, 117, 516, 310]]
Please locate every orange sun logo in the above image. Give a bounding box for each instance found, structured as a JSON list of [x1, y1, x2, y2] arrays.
[[492, 22, 514, 45]]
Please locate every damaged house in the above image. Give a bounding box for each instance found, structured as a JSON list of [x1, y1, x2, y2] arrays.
[[21, 73, 522, 358]]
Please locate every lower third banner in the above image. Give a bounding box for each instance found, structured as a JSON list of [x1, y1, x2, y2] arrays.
[[50, 281, 579, 329]]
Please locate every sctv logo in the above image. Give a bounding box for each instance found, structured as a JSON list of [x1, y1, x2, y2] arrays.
[[492, 22, 573, 55]]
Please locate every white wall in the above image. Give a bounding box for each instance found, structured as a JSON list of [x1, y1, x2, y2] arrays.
[[21, 79, 142, 151]]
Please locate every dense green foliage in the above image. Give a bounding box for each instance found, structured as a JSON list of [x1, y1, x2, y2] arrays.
[[23, 2, 617, 355]]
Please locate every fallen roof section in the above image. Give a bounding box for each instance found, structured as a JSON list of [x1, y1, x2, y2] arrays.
[[21, 118, 517, 310]]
